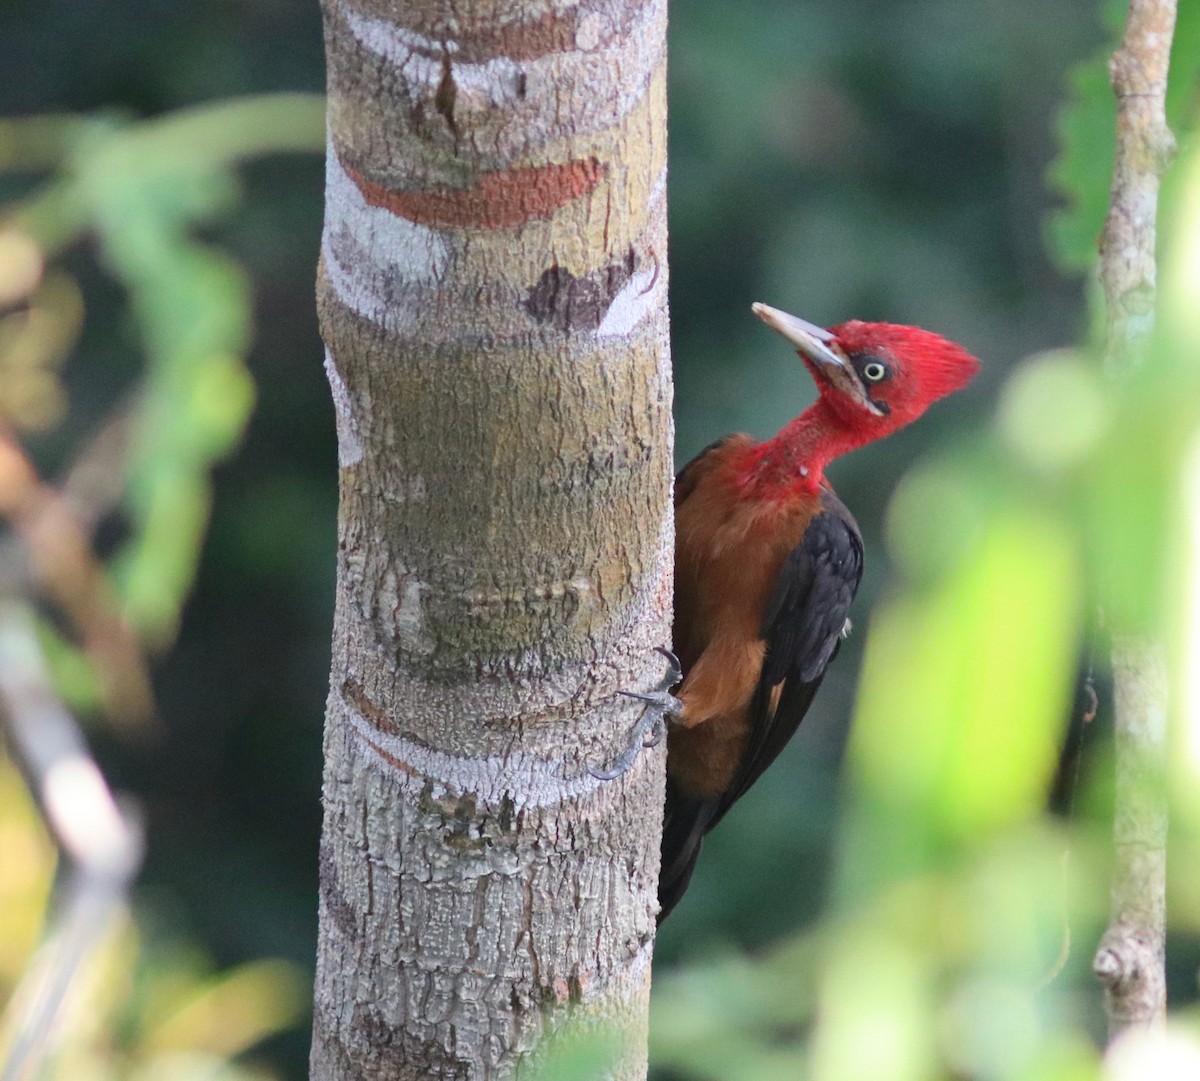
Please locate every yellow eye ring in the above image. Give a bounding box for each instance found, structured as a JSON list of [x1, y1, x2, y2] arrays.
[[862, 361, 888, 382]]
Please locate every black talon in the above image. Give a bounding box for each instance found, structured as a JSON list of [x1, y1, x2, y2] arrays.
[[589, 649, 682, 781]]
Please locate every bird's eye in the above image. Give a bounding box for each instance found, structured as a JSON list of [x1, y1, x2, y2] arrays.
[[862, 361, 889, 383]]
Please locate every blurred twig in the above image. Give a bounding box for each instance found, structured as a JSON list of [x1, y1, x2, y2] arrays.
[[0, 602, 143, 1081], [60, 403, 135, 536], [1091, 0, 1177, 1041], [0, 427, 154, 726]]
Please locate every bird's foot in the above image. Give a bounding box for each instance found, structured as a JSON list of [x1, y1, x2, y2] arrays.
[[589, 647, 682, 781]]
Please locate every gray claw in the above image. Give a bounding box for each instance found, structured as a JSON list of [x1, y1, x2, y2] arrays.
[[653, 645, 682, 686], [588, 741, 643, 782], [588, 648, 683, 781], [642, 713, 667, 749]]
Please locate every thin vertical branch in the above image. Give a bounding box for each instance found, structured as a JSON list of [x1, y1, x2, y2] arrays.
[[1094, 639, 1169, 1034], [1091, 0, 1177, 1040]]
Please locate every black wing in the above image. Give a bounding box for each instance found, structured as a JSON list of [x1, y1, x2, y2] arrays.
[[715, 501, 863, 823], [659, 496, 862, 920]]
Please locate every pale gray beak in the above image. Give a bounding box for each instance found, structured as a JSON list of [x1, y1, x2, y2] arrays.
[[751, 302, 884, 416]]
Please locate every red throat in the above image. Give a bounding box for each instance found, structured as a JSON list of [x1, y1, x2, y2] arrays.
[[733, 398, 868, 499]]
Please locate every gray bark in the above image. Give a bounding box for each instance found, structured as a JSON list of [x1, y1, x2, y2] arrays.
[[310, 1, 672, 1077]]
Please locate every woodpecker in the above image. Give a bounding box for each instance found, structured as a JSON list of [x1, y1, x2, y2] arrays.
[[621, 303, 980, 920]]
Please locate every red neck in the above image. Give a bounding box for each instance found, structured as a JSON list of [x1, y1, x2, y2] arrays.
[[735, 397, 868, 499]]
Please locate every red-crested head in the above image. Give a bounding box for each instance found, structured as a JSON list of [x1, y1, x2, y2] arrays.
[[744, 304, 981, 496], [824, 319, 980, 432], [752, 304, 979, 441]]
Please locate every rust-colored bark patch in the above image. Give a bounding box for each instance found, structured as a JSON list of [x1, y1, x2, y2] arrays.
[[343, 157, 606, 230], [458, 8, 579, 62]]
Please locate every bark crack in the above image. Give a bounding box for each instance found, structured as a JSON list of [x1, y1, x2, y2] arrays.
[[436, 47, 459, 140]]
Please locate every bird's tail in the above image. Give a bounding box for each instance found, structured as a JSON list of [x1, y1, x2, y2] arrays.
[[657, 780, 720, 923]]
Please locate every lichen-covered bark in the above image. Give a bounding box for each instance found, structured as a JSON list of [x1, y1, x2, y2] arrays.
[[310, 1, 671, 1078], [1091, 0, 1176, 1042]]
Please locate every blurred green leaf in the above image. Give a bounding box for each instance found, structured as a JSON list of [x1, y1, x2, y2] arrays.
[[1162, 140, 1200, 352], [1047, 0, 1200, 272], [523, 1022, 627, 1081], [1163, 142, 1200, 890], [112, 468, 211, 644], [652, 939, 820, 1079], [1046, 48, 1116, 270], [34, 620, 102, 713], [810, 930, 934, 1081], [1165, 0, 1200, 132], [106, 245, 256, 645], [139, 958, 307, 1058], [997, 350, 1108, 474], [0, 95, 321, 647], [1015, 1041, 1102, 1081], [1079, 365, 1193, 636], [851, 492, 1081, 866], [6, 96, 321, 648]]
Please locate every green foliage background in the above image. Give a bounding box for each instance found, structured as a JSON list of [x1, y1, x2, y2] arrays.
[[2, 1, 1199, 1078]]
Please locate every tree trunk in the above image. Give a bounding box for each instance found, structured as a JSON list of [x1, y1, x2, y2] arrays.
[[310, 1, 671, 1078]]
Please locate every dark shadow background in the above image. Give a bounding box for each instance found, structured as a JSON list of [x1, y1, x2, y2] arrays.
[[1, 1, 1104, 1076]]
